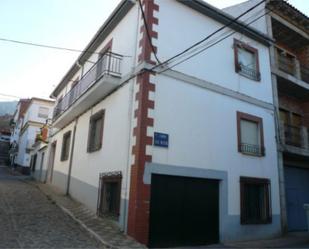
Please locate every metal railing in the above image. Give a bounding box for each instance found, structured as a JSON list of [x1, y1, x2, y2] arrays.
[[278, 55, 296, 76], [239, 64, 261, 81], [300, 65, 309, 83], [277, 53, 309, 84], [284, 124, 302, 147], [53, 51, 122, 120], [240, 143, 264, 156]]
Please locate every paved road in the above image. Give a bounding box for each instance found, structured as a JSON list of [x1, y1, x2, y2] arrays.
[[0, 166, 104, 249]]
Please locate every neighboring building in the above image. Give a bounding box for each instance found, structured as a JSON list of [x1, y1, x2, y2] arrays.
[[9, 99, 31, 165], [225, 0, 309, 234], [14, 98, 54, 174], [29, 123, 50, 182], [47, 0, 281, 247]]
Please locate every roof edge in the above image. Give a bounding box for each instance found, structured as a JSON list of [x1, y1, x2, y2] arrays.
[[50, 0, 135, 98], [177, 0, 273, 46]]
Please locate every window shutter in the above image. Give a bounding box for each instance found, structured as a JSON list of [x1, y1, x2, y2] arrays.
[[240, 119, 259, 146]]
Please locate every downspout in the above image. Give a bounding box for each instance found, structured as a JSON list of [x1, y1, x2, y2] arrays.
[[66, 118, 78, 195], [123, 2, 141, 232]]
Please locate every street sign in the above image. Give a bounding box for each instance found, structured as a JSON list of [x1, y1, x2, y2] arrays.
[[154, 132, 169, 148]]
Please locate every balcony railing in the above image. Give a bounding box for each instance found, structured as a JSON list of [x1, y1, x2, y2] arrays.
[[240, 143, 264, 156], [284, 124, 302, 147], [276, 52, 309, 84], [53, 51, 122, 120]]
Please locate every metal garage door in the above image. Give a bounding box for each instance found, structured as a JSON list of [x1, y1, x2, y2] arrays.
[[149, 174, 219, 248], [285, 166, 309, 231]]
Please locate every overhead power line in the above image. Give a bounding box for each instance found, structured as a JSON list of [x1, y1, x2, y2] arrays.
[[157, 10, 272, 75], [153, 0, 267, 70], [138, 0, 161, 64]]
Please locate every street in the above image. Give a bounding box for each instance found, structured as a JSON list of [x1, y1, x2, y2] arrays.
[[0, 166, 104, 248]]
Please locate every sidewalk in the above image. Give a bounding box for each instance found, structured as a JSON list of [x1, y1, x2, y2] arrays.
[[225, 232, 309, 248], [27, 180, 145, 249]]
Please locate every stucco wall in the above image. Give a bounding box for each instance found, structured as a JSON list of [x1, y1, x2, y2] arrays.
[[156, 0, 273, 104]]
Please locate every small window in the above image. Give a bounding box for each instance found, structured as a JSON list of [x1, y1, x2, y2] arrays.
[[38, 107, 49, 119], [87, 110, 105, 153], [98, 172, 122, 218], [240, 177, 272, 224], [237, 111, 265, 156], [234, 39, 260, 81], [61, 131, 71, 161]]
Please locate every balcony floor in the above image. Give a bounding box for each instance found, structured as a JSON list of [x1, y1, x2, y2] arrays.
[[53, 74, 121, 129]]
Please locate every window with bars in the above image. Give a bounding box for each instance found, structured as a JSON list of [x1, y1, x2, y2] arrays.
[[87, 110, 105, 153], [61, 131, 71, 161], [234, 39, 260, 81], [240, 177, 272, 224], [237, 111, 265, 156]]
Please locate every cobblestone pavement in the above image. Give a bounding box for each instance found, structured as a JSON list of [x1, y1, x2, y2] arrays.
[[0, 166, 104, 249]]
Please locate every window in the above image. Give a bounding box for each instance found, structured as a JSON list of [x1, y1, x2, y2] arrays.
[[38, 107, 49, 119], [97, 172, 122, 218], [237, 111, 265, 156], [240, 177, 271, 224], [234, 39, 260, 81], [61, 131, 71, 161], [87, 110, 105, 152]]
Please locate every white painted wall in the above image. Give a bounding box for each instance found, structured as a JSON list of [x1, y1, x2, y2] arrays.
[[156, 0, 273, 104], [15, 100, 54, 167], [223, 0, 268, 35], [23, 100, 54, 124], [50, 81, 134, 230], [55, 4, 140, 103], [16, 126, 40, 167], [152, 74, 280, 215]]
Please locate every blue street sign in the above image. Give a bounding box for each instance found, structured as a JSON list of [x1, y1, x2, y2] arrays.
[[154, 132, 169, 148]]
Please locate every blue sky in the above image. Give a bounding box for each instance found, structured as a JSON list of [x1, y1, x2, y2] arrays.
[[0, 0, 308, 101]]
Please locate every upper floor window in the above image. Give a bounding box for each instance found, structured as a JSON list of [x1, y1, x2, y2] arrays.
[[234, 39, 260, 81], [61, 131, 71, 161], [240, 177, 271, 224], [87, 110, 105, 153], [38, 107, 49, 119], [237, 111, 265, 156]]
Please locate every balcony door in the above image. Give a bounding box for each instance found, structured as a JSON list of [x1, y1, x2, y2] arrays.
[[280, 109, 303, 147]]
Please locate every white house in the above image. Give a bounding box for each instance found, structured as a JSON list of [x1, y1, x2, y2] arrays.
[[224, 0, 309, 235], [9, 99, 31, 165], [14, 97, 54, 174], [46, 0, 281, 247]]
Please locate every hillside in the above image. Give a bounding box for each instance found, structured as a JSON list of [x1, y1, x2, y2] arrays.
[[0, 101, 17, 116]]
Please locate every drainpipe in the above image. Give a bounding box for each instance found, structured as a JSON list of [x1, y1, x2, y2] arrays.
[[123, 2, 142, 233], [66, 118, 78, 195]]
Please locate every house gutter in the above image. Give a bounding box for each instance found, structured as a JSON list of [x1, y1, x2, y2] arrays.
[[66, 118, 78, 195]]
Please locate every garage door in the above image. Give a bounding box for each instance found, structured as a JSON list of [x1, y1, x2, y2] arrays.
[[149, 174, 219, 248], [285, 166, 309, 231]]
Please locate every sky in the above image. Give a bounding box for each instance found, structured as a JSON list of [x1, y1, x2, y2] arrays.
[[0, 0, 308, 102]]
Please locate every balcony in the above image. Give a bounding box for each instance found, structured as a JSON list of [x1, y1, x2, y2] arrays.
[[280, 122, 309, 157], [276, 52, 309, 84], [53, 52, 122, 128]]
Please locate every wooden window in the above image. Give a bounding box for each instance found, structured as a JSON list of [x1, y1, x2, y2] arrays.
[[38, 106, 49, 119], [237, 111, 265, 156], [240, 177, 272, 224], [61, 131, 71, 161], [87, 110, 105, 153], [97, 172, 122, 218], [234, 39, 260, 81]]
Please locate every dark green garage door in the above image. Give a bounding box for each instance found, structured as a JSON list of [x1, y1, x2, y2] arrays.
[[149, 174, 219, 248]]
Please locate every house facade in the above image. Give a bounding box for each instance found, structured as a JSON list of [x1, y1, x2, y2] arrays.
[[9, 99, 31, 165], [13, 98, 54, 173], [47, 0, 282, 247], [225, 0, 309, 234]]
